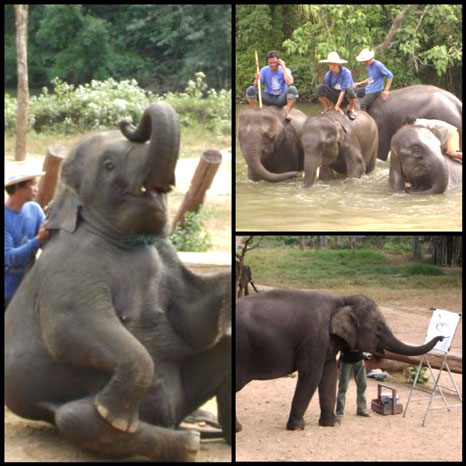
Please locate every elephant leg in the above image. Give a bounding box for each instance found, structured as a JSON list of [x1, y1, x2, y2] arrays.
[[54, 397, 199, 461], [42, 309, 154, 433], [178, 339, 231, 444], [317, 359, 340, 426], [287, 352, 324, 430], [319, 166, 337, 181]]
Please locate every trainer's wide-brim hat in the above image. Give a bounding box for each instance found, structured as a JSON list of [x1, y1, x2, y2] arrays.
[[356, 48, 375, 62], [5, 168, 45, 187], [319, 51, 348, 64]]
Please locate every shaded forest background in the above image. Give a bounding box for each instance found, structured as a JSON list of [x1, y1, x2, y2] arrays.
[[5, 4, 231, 93], [236, 4, 462, 101]]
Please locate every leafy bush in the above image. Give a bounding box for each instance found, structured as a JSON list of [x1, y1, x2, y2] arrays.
[[170, 208, 212, 252], [403, 263, 444, 276], [5, 73, 230, 135]]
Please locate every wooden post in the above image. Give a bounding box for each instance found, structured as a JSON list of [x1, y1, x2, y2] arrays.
[[171, 150, 222, 231], [36, 144, 67, 209]]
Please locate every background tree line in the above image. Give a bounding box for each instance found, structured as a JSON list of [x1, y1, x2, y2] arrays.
[[5, 4, 231, 93], [236, 4, 462, 101]]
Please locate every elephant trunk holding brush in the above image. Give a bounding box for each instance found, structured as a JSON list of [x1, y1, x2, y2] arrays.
[[236, 289, 444, 432], [5, 103, 231, 462]]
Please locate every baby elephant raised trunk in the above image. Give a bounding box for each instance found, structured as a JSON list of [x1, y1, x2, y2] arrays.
[[120, 103, 180, 192], [382, 326, 444, 356]]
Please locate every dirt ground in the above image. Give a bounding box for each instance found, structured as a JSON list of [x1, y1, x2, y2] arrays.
[[236, 289, 463, 462]]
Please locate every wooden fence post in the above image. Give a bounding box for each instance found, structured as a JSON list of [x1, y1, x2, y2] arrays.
[[36, 144, 67, 209], [171, 150, 222, 231]]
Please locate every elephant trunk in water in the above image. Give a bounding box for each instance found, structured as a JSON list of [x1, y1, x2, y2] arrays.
[[424, 155, 449, 194], [303, 153, 322, 188], [381, 325, 443, 356], [120, 103, 180, 192]]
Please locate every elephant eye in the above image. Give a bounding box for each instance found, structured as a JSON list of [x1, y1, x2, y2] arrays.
[[103, 160, 115, 171], [411, 145, 423, 157]]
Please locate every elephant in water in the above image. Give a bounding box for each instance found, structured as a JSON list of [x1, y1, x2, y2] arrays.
[[238, 106, 307, 182], [300, 109, 378, 188], [5, 103, 231, 461], [390, 125, 462, 194], [236, 289, 444, 432], [365, 85, 462, 161]]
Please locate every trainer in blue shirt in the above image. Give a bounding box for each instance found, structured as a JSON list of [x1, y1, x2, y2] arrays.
[[246, 50, 299, 121], [316, 51, 358, 120], [355, 48, 393, 111], [5, 169, 50, 310]]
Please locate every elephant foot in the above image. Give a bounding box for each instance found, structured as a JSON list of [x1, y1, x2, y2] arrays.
[[318, 413, 340, 427], [286, 417, 305, 430], [94, 395, 139, 433]]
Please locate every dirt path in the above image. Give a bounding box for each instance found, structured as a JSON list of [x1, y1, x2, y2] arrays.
[[236, 296, 463, 462]]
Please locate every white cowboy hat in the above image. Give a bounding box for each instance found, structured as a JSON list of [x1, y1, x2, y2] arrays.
[[319, 51, 348, 64], [5, 169, 45, 187], [356, 49, 375, 62]]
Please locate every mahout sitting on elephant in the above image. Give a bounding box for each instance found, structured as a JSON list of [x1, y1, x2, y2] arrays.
[[390, 124, 462, 194], [5, 103, 231, 461], [364, 85, 462, 161], [236, 289, 444, 432], [238, 106, 307, 182], [301, 109, 378, 187]]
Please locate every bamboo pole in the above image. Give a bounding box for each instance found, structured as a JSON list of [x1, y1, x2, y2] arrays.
[[254, 50, 262, 109]]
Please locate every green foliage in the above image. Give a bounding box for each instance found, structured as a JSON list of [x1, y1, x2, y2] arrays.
[[407, 366, 429, 386], [170, 208, 212, 252], [403, 263, 445, 276], [5, 74, 230, 135], [383, 241, 412, 254], [235, 4, 462, 100], [5, 4, 231, 92]]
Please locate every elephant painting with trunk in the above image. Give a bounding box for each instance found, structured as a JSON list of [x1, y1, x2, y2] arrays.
[[366, 85, 462, 161], [236, 289, 444, 432], [390, 125, 462, 194], [238, 106, 307, 182], [301, 110, 378, 188], [5, 103, 231, 461]]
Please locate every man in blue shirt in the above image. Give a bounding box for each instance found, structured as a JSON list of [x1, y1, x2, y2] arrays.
[[246, 50, 299, 121], [355, 48, 393, 110], [316, 52, 358, 120], [5, 169, 50, 310]]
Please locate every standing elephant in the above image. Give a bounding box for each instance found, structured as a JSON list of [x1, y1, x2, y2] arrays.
[[390, 125, 462, 194], [301, 109, 378, 188], [238, 106, 307, 182], [5, 103, 231, 462], [236, 289, 444, 432], [366, 85, 462, 161]]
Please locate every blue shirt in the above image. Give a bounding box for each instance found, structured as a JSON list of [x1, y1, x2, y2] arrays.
[[5, 201, 45, 300], [324, 66, 355, 91], [365, 59, 393, 94], [260, 65, 292, 95]]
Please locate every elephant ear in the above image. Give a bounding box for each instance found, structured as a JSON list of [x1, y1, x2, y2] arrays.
[[330, 306, 358, 348], [46, 184, 81, 233]]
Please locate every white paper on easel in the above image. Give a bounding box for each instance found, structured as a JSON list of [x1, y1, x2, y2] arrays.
[[425, 309, 461, 353]]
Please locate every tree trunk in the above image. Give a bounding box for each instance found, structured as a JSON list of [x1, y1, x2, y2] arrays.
[[411, 236, 421, 260], [370, 350, 462, 374], [14, 5, 29, 161], [171, 150, 222, 231], [36, 145, 67, 210], [431, 236, 462, 266]]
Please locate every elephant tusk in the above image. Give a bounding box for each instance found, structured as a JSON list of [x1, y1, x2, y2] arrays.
[[316, 166, 320, 179]]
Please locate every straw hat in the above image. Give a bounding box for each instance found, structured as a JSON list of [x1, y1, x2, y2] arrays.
[[5, 168, 45, 187], [319, 52, 348, 64], [356, 49, 375, 62]]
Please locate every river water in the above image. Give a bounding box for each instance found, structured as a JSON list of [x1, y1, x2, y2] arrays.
[[235, 103, 462, 232]]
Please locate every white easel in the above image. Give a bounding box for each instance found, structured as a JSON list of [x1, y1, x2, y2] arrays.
[[403, 309, 462, 426]]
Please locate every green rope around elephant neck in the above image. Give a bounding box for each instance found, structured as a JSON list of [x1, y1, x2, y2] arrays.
[[121, 234, 168, 247]]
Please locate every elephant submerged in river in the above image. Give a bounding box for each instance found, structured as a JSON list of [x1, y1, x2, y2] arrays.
[[366, 85, 462, 161], [5, 103, 231, 461], [389, 125, 462, 194], [301, 109, 378, 188], [236, 289, 444, 432], [238, 106, 307, 182]]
